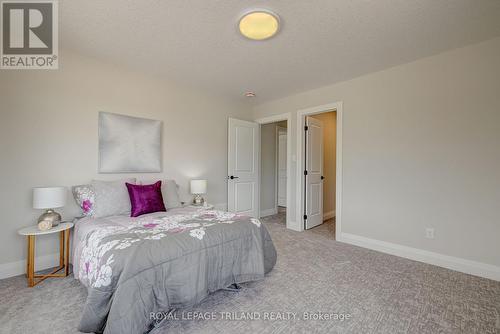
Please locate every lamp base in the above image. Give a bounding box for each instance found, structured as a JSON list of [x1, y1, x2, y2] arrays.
[[192, 194, 205, 206], [38, 209, 61, 227]]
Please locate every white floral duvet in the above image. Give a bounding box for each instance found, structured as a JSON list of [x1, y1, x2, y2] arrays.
[[73, 207, 277, 334]]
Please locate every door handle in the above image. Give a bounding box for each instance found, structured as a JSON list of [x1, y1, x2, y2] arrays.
[[228, 175, 239, 180], [321, 176, 325, 180]]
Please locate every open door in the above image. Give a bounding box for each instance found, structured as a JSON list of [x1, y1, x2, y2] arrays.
[[304, 116, 324, 229], [228, 118, 259, 218]]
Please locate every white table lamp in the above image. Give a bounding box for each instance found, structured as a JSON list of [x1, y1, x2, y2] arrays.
[[190, 179, 207, 206], [33, 187, 66, 226]]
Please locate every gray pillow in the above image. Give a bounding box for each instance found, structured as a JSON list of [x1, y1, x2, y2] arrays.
[[91, 178, 136, 218], [162, 179, 182, 209]]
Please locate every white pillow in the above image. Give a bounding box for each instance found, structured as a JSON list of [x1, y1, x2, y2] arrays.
[[72, 184, 95, 217], [91, 178, 136, 218]]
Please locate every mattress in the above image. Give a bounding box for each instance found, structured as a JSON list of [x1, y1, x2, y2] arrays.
[[72, 207, 277, 334]]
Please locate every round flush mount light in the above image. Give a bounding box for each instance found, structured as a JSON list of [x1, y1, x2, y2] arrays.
[[239, 9, 280, 41]]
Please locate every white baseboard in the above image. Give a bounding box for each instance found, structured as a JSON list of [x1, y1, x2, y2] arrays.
[[324, 210, 336, 220], [338, 232, 500, 282], [287, 220, 301, 232], [260, 208, 278, 218], [0, 253, 60, 280]]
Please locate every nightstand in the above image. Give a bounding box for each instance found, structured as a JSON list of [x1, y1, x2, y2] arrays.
[[18, 222, 74, 287]]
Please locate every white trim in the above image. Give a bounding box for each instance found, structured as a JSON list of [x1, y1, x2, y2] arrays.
[[260, 208, 278, 218], [338, 233, 500, 282], [335, 105, 343, 240], [255, 113, 290, 124], [296, 102, 343, 237], [255, 112, 293, 231], [324, 210, 336, 220], [0, 253, 59, 280], [286, 220, 301, 232]]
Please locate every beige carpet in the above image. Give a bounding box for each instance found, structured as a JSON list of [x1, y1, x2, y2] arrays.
[[309, 217, 336, 239], [1, 212, 499, 334]]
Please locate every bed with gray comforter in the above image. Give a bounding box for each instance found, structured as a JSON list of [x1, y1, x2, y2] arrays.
[[72, 207, 277, 334]]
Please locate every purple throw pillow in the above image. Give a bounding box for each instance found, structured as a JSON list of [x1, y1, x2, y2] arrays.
[[126, 181, 166, 217]]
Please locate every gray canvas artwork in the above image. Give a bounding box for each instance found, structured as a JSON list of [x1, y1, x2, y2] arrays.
[[98, 112, 162, 173]]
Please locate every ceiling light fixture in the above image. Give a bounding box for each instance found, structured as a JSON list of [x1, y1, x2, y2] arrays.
[[239, 9, 280, 41], [245, 92, 256, 97]]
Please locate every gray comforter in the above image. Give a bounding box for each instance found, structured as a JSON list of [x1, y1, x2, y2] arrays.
[[73, 208, 276, 334]]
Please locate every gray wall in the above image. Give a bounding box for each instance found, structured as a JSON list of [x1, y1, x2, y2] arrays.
[[253, 37, 500, 268], [0, 48, 252, 275]]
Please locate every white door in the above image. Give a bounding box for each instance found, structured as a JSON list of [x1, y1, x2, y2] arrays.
[[228, 118, 259, 218], [277, 127, 287, 207], [305, 116, 324, 229]]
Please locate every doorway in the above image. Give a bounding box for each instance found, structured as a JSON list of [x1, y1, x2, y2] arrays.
[[254, 113, 293, 228], [260, 120, 288, 219], [296, 102, 343, 240], [304, 112, 337, 238], [227, 114, 292, 228]]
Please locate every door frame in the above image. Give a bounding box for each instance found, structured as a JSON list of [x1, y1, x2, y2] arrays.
[[275, 126, 287, 210], [255, 113, 293, 229], [296, 102, 343, 237]]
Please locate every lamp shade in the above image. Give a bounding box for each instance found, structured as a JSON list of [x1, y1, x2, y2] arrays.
[[190, 180, 207, 195], [33, 187, 67, 209]]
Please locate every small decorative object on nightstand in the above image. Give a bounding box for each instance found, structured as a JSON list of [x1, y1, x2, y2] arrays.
[[18, 222, 73, 287], [204, 203, 215, 210], [33, 187, 67, 227], [190, 179, 207, 206], [37, 220, 52, 231], [184, 203, 215, 210], [201, 203, 215, 210]]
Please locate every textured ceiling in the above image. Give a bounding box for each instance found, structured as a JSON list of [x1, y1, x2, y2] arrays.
[[60, 0, 500, 102]]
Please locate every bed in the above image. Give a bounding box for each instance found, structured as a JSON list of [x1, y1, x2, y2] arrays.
[[72, 206, 277, 334]]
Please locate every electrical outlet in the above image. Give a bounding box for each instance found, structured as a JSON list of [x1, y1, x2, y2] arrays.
[[425, 228, 435, 239]]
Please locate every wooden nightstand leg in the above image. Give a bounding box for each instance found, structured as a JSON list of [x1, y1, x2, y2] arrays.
[[26, 239, 29, 278], [27, 235, 35, 287], [59, 231, 64, 267], [64, 229, 70, 276]]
